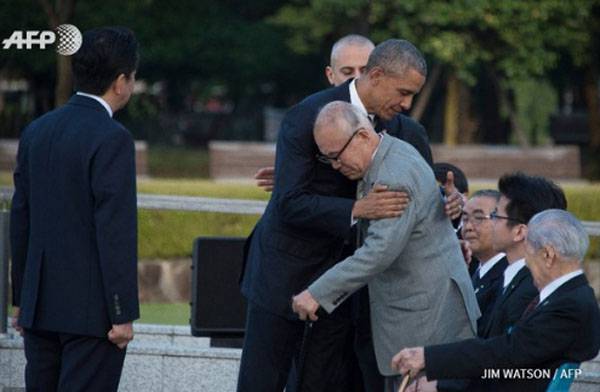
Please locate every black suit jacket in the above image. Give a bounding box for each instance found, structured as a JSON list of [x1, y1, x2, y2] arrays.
[[472, 256, 508, 336], [11, 94, 139, 337], [425, 274, 600, 392], [240, 80, 432, 319], [481, 265, 537, 338]]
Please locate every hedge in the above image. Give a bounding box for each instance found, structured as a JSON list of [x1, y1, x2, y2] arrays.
[[137, 180, 600, 260]]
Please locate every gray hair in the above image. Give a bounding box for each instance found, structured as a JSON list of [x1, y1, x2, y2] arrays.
[[330, 34, 375, 66], [527, 209, 589, 263], [365, 39, 427, 77], [471, 189, 501, 202], [314, 101, 371, 138]]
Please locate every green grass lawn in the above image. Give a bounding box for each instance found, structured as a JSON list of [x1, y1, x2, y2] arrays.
[[138, 302, 190, 325]]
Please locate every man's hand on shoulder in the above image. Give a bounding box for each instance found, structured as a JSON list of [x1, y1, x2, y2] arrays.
[[108, 322, 134, 349], [352, 184, 410, 220], [255, 166, 275, 192]]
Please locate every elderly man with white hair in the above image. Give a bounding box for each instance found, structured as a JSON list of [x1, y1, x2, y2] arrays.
[[393, 209, 600, 392]]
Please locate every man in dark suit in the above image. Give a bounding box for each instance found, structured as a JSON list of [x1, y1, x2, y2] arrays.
[[238, 39, 465, 392], [481, 173, 567, 339], [460, 189, 508, 336], [393, 209, 600, 392], [10, 27, 140, 391]]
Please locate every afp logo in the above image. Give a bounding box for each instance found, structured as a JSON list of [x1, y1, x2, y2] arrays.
[[2, 24, 82, 56]]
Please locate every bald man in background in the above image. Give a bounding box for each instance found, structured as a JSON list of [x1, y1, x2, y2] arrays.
[[255, 34, 375, 191]]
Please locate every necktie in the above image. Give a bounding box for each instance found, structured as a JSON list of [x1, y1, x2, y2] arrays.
[[520, 295, 540, 319], [471, 267, 481, 289]]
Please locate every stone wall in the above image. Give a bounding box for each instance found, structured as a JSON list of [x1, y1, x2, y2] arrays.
[[208, 141, 581, 180], [0, 139, 149, 176]]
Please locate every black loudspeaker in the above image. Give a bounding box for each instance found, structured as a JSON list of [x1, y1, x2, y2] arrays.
[[191, 236, 247, 338]]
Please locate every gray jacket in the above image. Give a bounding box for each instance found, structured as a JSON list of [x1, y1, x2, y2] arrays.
[[309, 134, 480, 376]]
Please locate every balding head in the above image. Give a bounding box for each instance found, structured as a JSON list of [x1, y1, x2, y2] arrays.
[[326, 35, 374, 86], [313, 101, 378, 180]]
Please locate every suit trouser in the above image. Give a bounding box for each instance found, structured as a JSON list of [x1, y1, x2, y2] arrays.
[[350, 288, 385, 392], [23, 328, 126, 392], [237, 301, 353, 392]]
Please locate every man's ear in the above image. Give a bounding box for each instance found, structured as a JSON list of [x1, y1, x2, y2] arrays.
[[513, 223, 528, 243], [114, 74, 129, 95], [325, 66, 335, 86], [367, 66, 384, 86], [543, 245, 557, 267]]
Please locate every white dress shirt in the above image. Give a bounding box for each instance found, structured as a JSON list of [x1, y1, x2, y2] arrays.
[[539, 269, 584, 304], [76, 92, 113, 117], [479, 252, 506, 279], [502, 258, 526, 289]]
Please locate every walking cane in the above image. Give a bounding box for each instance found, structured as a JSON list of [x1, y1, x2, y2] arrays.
[[295, 319, 315, 392], [398, 373, 411, 392]]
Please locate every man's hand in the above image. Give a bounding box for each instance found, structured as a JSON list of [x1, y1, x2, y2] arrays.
[[108, 322, 134, 349], [443, 171, 464, 220], [292, 290, 320, 321], [11, 307, 23, 336], [254, 166, 275, 192], [352, 184, 410, 220], [391, 347, 425, 378], [459, 239, 473, 266]]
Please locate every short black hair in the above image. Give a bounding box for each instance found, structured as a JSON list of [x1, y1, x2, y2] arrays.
[[498, 172, 567, 227], [365, 39, 427, 78], [72, 26, 139, 95], [433, 162, 469, 194]]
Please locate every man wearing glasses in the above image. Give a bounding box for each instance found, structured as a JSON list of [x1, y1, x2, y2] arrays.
[[481, 173, 567, 340], [237, 39, 464, 392], [292, 101, 480, 392], [393, 209, 600, 392], [460, 189, 508, 336]]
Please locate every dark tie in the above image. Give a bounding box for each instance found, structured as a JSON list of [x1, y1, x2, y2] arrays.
[[471, 269, 481, 289], [520, 295, 540, 319], [371, 115, 383, 133], [356, 180, 366, 247]]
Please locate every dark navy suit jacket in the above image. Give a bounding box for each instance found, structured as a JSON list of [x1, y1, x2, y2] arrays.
[[240, 80, 432, 319], [425, 274, 600, 392], [472, 256, 508, 336], [11, 94, 139, 338], [482, 266, 537, 338]]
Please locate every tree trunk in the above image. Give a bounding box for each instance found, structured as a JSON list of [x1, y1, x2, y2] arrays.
[[411, 63, 442, 122], [443, 72, 460, 145], [584, 66, 600, 148], [39, 0, 76, 107], [55, 55, 72, 106]]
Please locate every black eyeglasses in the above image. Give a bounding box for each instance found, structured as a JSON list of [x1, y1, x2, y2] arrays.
[[490, 209, 525, 224], [316, 128, 363, 165]]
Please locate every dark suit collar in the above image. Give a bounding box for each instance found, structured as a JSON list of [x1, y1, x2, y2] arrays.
[[334, 79, 352, 102], [67, 94, 112, 117], [524, 274, 588, 320], [482, 256, 508, 283], [498, 266, 531, 305], [541, 273, 588, 306]]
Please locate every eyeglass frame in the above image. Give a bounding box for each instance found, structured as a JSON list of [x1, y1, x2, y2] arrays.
[[460, 212, 493, 226], [316, 127, 364, 165], [490, 209, 525, 224]]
